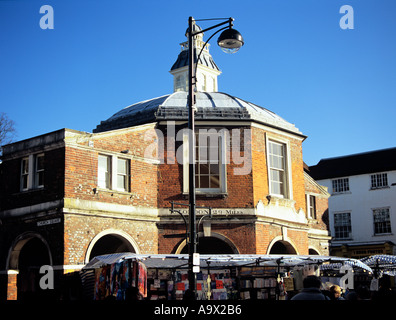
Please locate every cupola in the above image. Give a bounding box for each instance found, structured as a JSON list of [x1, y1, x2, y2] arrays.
[[169, 23, 222, 93]]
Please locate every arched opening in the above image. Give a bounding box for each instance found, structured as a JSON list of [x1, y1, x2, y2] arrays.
[[309, 248, 320, 255], [16, 237, 52, 300], [179, 236, 236, 254], [87, 234, 136, 261], [269, 240, 297, 254]]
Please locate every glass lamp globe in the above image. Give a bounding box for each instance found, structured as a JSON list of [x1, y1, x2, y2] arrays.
[[217, 28, 244, 54]]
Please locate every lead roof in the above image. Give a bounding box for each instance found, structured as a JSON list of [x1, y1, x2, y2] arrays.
[[93, 91, 304, 137]]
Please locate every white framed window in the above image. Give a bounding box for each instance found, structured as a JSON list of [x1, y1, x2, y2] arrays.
[[34, 154, 44, 188], [332, 178, 349, 194], [20, 154, 45, 191], [266, 138, 292, 199], [116, 158, 130, 192], [98, 155, 111, 189], [195, 130, 220, 190], [371, 173, 388, 189], [306, 194, 317, 219], [183, 128, 227, 194], [373, 207, 392, 235], [21, 157, 29, 191], [98, 154, 130, 192], [334, 212, 352, 239]]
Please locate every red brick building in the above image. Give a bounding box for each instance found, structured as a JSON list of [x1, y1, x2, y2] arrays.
[[0, 25, 330, 300]]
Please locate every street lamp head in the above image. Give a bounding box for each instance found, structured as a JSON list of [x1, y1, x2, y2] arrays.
[[217, 28, 244, 54]]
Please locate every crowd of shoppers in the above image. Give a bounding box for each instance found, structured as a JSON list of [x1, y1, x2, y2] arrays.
[[289, 275, 396, 300]]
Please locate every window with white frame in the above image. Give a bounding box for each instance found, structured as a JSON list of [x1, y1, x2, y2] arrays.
[[20, 154, 44, 191], [268, 140, 289, 198], [98, 154, 130, 192], [21, 157, 29, 191], [183, 128, 227, 194], [195, 130, 220, 189], [334, 212, 352, 239], [116, 158, 130, 192], [98, 155, 111, 189], [332, 178, 349, 194], [306, 194, 317, 219], [373, 207, 392, 234], [34, 154, 44, 188], [371, 173, 388, 189]]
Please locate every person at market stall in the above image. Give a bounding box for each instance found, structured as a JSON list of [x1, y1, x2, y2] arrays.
[[329, 285, 345, 300], [291, 275, 330, 300]]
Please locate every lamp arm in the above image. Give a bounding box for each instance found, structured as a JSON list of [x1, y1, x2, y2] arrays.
[[194, 26, 228, 82], [197, 209, 212, 230], [191, 18, 233, 36], [170, 201, 189, 230]]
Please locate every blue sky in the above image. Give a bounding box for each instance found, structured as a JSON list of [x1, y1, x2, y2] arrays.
[[1, 0, 395, 166]]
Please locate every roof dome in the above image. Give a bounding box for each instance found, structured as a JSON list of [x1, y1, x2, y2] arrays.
[[93, 92, 303, 136]]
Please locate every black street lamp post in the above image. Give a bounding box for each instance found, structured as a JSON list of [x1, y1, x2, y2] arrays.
[[186, 16, 244, 298]]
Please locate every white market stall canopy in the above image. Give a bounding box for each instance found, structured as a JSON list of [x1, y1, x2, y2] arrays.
[[83, 253, 373, 273], [360, 254, 396, 276]]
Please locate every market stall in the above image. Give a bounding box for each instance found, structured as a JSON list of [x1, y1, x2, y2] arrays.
[[80, 253, 373, 301], [360, 255, 396, 292], [360, 254, 396, 277], [80, 252, 147, 301], [319, 259, 373, 292]]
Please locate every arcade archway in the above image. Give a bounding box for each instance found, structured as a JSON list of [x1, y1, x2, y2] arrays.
[[309, 248, 320, 255], [177, 233, 238, 254], [7, 233, 52, 300], [85, 230, 138, 263], [268, 240, 297, 254]]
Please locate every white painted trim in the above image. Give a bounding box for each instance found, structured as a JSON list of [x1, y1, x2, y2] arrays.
[[256, 199, 307, 225], [251, 122, 306, 141], [52, 265, 84, 271], [304, 171, 330, 198], [0, 270, 19, 275]]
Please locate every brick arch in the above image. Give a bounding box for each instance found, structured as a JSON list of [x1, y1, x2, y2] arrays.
[[7, 231, 53, 270], [308, 246, 321, 255], [266, 236, 299, 255], [174, 232, 239, 254], [84, 229, 140, 263], [5, 232, 53, 300]]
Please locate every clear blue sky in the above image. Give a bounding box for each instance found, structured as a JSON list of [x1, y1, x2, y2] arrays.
[[1, 0, 395, 166]]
